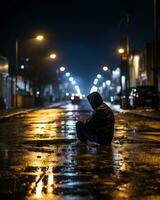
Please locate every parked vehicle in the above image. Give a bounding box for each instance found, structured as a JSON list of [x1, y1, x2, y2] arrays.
[[71, 96, 81, 105], [129, 85, 156, 108]]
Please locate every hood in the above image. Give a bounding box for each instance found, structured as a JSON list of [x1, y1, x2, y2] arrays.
[[87, 92, 103, 109]]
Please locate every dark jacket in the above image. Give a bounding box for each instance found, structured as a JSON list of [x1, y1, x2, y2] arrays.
[[85, 92, 114, 145]]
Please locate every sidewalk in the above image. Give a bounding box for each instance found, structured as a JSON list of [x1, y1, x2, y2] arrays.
[[108, 103, 160, 120], [0, 108, 33, 121], [0, 101, 67, 121]]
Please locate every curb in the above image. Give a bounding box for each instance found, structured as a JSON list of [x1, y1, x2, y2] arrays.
[[0, 102, 67, 122], [107, 103, 160, 121], [125, 111, 160, 120], [0, 108, 35, 122]]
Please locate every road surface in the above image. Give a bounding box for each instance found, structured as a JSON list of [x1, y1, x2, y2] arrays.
[[0, 101, 160, 200]]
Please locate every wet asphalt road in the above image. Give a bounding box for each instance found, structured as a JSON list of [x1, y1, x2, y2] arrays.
[[0, 101, 160, 200]]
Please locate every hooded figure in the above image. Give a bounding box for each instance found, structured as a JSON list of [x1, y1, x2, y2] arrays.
[[76, 92, 114, 145]]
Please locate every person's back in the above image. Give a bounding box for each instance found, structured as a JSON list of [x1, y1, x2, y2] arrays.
[[76, 92, 115, 145]]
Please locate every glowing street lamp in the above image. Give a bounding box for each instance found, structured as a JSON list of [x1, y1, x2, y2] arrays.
[[103, 66, 108, 71], [93, 78, 98, 85], [65, 72, 70, 77], [117, 47, 129, 108], [60, 66, 65, 72], [97, 74, 102, 79], [20, 65, 25, 69], [66, 92, 69, 96], [69, 77, 74, 82], [36, 35, 44, 41], [71, 80, 76, 85], [50, 53, 57, 59], [106, 80, 111, 86], [118, 48, 125, 54], [15, 34, 45, 108]]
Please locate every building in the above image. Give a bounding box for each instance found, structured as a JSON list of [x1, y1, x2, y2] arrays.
[[129, 42, 160, 89], [0, 56, 12, 109]]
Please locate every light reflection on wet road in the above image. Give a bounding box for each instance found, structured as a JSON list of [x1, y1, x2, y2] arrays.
[[0, 102, 160, 200]]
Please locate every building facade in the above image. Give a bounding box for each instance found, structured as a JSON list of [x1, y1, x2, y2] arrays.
[[129, 42, 160, 89], [0, 56, 12, 109]]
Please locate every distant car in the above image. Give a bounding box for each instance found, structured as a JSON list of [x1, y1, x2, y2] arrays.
[[71, 96, 81, 105], [129, 85, 156, 108]]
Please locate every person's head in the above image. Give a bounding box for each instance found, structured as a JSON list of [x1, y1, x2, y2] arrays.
[[87, 92, 103, 109]]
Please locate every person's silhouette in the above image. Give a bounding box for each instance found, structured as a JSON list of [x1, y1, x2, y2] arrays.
[[76, 92, 115, 145]]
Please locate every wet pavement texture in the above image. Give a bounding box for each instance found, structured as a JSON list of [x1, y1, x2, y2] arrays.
[[0, 102, 160, 200]]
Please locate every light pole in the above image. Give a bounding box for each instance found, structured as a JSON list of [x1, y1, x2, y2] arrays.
[[118, 47, 128, 108], [56, 66, 67, 101], [125, 14, 130, 108], [116, 15, 130, 109], [45, 53, 57, 103], [15, 35, 44, 108], [102, 66, 112, 101], [102, 66, 112, 79], [118, 48, 125, 93]]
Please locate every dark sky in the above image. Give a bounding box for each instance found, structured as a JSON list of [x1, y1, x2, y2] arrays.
[[0, 0, 158, 94]]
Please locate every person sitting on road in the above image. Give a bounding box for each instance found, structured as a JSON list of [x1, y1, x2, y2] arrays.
[[76, 92, 115, 145]]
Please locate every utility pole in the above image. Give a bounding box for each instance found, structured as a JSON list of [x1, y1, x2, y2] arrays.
[[153, 0, 159, 110], [126, 14, 130, 92], [118, 14, 130, 109], [125, 14, 130, 108]]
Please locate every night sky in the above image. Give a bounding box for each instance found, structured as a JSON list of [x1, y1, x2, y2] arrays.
[[0, 0, 158, 94]]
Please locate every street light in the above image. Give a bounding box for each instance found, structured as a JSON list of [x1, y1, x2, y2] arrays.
[[102, 66, 112, 101], [69, 77, 74, 82], [106, 80, 111, 86], [60, 66, 65, 72], [118, 47, 129, 108], [97, 74, 102, 79], [102, 66, 112, 79], [71, 80, 76, 85], [103, 66, 108, 71], [36, 35, 44, 41], [20, 65, 25, 69], [15, 35, 44, 108], [118, 48, 124, 108], [49, 53, 57, 59], [93, 78, 98, 85], [65, 72, 70, 77], [118, 48, 125, 54]]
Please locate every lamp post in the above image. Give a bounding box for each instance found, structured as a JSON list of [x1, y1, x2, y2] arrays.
[[56, 66, 67, 101], [116, 15, 130, 109], [15, 35, 44, 108], [102, 65, 112, 79], [118, 47, 129, 108], [102, 66, 112, 101], [118, 48, 125, 95]]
